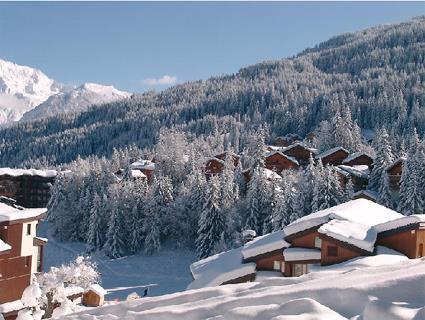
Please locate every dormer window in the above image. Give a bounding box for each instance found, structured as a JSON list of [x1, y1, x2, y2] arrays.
[[26, 223, 31, 235], [314, 236, 322, 249]]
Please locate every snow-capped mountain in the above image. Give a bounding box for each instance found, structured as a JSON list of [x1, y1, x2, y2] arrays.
[[0, 59, 63, 123], [21, 83, 131, 122]]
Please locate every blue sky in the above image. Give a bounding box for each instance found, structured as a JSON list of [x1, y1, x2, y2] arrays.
[[0, 2, 424, 93]]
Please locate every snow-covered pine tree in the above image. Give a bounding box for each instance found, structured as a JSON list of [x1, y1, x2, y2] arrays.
[[313, 165, 343, 211], [344, 177, 355, 202], [196, 175, 225, 259], [369, 128, 394, 192], [143, 207, 161, 255], [378, 171, 393, 209], [86, 192, 106, 253], [104, 206, 127, 259]]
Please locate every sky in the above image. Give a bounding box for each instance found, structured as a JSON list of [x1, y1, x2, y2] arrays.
[[0, 2, 424, 93]]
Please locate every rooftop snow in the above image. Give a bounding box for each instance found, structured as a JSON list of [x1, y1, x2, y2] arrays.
[[386, 157, 406, 171], [284, 199, 403, 237], [0, 168, 57, 178], [319, 220, 377, 252], [129, 160, 155, 171], [86, 284, 108, 296], [342, 152, 373, 164], [283, 143, 317, 154], [353, 189, 378, 201], [337, 165, 369, 178], [283, 247, 321, 261], [63, 286, 84, 297], [316, 147, 349, 160], [130, 170, 147, 179], [242, 230, 290, 260], [374, 215, 425, 233], [188, 247, 256, 290], [0, 203, 46, 224], [261, 168, 283, 180], [0, 239, 11, 253]]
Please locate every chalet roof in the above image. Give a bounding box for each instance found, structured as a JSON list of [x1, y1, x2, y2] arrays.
[[353, 189, 378, 201], [283, 247, 321, 262], [0, 203, 46, 225], [130, 170, 147, 179], [0, 239, 11, 253], [283, 199, 403, 238], [283, 143, 317, 154], [342, 152, 374, 164], [263, 151, 299, 166], [318, 220, 377, 252], [0, 168, 57, 178], [188, 247, 256, 290], [0, 300, 24, 314], [337, 165, 369, 179], [386, 157, 406, 172], [241, 230, 290, 260], [316, 147, 349, 160], [374, 215, 425, 234], [214, 151, 240, 160], [129, 160, 155, 171], [86, 284, 107, 296]]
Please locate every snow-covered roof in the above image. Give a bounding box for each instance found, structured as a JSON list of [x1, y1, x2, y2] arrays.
[[316, 147, 349, 160], [63, 286, 84, 297], [86, 284, 107, 296], [130, 170, 147, 179], [374, 215, 425, 234], [261, 168, 282, 180], [353, 189, 378, 201], [0, 300, 24, 313], [0, 239, 11, 253], [319, 220, 377, 252], [342, 152, 374, 164], [188, 247, 256, 290], [337, 165, 369, 179], [242, 230, 256, 238], [283, 142, 317, 154], [0, 168, 57, 178], [263, 151, 300, 166], [0, 203, 46, 224], [284, 199, 403, 238], [283, 247, 321, 262], [242, 230, 290, 260], [129, 160, 155, 171]]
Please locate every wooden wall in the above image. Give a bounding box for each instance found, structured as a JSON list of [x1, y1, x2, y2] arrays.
[[344, 155, 373, 168], [320, 237, 362, 265], [255, 252, 285, 271], [265, 153, 298, 173], [377, 228, 424, 259], [321, 150, 349, 166]]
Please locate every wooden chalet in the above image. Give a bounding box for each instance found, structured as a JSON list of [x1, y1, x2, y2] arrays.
[[375, 215, 425, 259], [282, 143, 317, 166], [264, 151, 299, 173], [83, 284, 107, 307], [316, 147, 349, 166], [204, 152, 240, 179], [0, 205, 47, 320], [0, 169, 57, 209], [342, 152, 374, 168], [129, 160, 155, 183], [188, 200, 425, 288], [336, 165, 369, 192], [386, 158, 405, 193], [353, 190, 378, 202]]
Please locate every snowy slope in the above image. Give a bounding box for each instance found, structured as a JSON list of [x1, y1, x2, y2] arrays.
[[61, 254, 425, 320], [0, 59, 62, 123], [21, 83, 131, 122]]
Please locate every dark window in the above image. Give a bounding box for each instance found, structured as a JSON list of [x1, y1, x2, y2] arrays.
[[26, 223, 31, 235], [327, 246, 338, 257]]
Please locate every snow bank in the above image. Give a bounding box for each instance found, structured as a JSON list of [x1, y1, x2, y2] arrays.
[[283, 247, 321, 262], [284, 199, 403, 237], [61, 256, 425, 320], [188, 247, 256, 290], [242, 230, 290, 260], [374, 215, 425, 233], [319, 220, 377, 252]]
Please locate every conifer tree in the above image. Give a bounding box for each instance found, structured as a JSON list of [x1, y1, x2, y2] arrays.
[[378, 172, 393, 209], [104, 207, 127, 259], [369, 128, 394, 192], [86, 193, 105, 253]]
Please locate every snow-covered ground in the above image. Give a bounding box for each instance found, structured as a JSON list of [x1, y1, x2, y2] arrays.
[[38, 222, 197, 301], [60, 251, 425, 320]]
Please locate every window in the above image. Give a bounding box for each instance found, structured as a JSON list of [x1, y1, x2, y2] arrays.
[[314, 236, 322, 249], [26, 223, 31, 235], [292, 264, 308, 277], [327, 246, 338, 257], [273, 261, 281, 271]]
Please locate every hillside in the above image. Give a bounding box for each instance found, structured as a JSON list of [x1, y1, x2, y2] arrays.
[[61, 254, 425, 320], [0, 17, 425, 166]]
